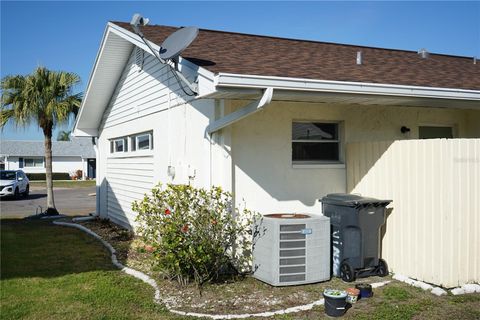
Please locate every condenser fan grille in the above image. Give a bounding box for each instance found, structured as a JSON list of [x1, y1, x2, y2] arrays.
[[279, 224, 307, 283], [252, 215, 330, 286]]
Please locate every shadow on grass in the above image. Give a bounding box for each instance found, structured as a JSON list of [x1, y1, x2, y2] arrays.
[[0, 219, 117, 280]]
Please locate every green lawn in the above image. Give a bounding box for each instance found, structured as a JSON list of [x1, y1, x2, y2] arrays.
[[1, 219, 479, 320], [30, 180, 96, 188], [0, 220, 185, 320]]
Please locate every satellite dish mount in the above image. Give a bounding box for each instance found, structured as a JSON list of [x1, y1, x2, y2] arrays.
[[130, 13, 198, 95]]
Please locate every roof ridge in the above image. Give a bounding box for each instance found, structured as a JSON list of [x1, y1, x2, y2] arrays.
[[110, 21, 476, 60], [1, 139, 89, 143]]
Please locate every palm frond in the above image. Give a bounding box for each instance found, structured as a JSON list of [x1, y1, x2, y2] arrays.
[[1, 67, 83, 133], [0, 109, 15, 127]]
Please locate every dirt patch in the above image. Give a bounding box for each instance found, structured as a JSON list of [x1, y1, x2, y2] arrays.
[[77, 218, 391, 315]]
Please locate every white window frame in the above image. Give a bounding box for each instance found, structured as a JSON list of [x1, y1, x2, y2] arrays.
[[110, 137, 128, 153], [109, 131, 153, 156], [132, 132, 153, 151], [23, 157, 44, 168], [291, 120, 344, 167]]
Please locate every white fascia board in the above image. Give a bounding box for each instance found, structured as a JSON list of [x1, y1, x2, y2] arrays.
[[107, 23, 216, 84], [74, 22, 217, 137], [73, 24, 111, 136], [215, 73, 480, 101]]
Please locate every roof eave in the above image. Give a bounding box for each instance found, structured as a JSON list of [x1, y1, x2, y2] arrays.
[[74, 22, 217, 137], [214, 73, 480, 101], [73, 23, 111, 137], [213, 73, 480, 109]]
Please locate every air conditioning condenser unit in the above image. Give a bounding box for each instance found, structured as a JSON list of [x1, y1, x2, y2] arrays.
[[253, 213, 330, 286]]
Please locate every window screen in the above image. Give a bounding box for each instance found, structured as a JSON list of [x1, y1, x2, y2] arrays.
[[136, 134, 150, 150], [292, 122, 340, 162], [419, 126, 453, 139]]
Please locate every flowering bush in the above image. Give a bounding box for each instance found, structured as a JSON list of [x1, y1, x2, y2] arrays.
[[132, 184, 255, 287]]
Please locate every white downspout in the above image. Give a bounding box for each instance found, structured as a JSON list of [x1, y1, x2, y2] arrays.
[[207, 87, 273, 134], [93, 138, 100, 217]]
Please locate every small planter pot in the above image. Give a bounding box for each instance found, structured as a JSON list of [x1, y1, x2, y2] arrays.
[[323, 289, 348, 317], [346, 287, 360, 304], [355, 283, 373, 299]]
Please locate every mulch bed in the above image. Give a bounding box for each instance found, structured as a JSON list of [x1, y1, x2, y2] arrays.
[[76, 218, 390, 315]]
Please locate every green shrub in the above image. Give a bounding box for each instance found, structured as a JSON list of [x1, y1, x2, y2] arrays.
[[26, 172, 71, 180], [132, 184, 256, 288]]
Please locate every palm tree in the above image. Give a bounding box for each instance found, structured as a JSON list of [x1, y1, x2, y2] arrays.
[[57, 130, 71, 141], [1, 67, 82, 215]]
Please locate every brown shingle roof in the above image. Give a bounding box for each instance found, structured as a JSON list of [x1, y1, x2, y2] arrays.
[[113, 22, 480, 90]]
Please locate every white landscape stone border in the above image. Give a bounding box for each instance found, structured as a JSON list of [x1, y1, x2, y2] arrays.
[[53, 221, 391, 319], [392, 274, 448, 296], [393, 274, 480, 296], [450, 284, 480, 295]]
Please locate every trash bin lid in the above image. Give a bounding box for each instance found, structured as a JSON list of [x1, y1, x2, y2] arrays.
[[320, 193, 392, 207]]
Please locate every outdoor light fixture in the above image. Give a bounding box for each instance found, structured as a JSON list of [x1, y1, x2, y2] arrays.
[[401, 126, 411, 134]]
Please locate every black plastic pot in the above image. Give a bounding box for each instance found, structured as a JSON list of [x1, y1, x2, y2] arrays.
[[323, 290, 348, 317], [355, 283, 373, 298]]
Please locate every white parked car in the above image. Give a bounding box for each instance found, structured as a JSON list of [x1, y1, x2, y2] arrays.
[[0, 170, 30, 198]]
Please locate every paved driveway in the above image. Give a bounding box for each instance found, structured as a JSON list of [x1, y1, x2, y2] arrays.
[[0, 187, 96, 218]]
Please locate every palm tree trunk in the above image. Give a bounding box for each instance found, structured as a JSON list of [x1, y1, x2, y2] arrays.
[[44, 131, 58, 215]]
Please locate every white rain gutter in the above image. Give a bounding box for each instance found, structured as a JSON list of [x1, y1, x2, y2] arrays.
[[207, 87, 274, 134], [214, 73, 480, 101]]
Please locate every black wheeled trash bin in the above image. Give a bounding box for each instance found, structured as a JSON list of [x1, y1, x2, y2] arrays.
[[320, 193, 392, 282]]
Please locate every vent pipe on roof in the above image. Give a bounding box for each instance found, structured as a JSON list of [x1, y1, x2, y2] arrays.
[[356, 51, 363, 65], [474, 57, 477, 65], [418, 48, 429, 59]]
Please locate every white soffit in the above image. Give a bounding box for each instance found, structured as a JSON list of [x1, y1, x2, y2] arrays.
[[213, 73, 480, 109], [74, 28, 133, 136]]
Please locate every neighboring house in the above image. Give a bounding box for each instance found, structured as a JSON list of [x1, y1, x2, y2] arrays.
[[0, 138, 96, 179], [74, 21, 480, 288]]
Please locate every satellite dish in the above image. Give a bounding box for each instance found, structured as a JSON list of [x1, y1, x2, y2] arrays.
[[159, 27, 199, 60]]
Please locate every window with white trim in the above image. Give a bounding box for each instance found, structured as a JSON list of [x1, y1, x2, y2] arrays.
[[110, 137, 128, 153], [110, 131, 153, 153], [130, 132, 153, 151], [24, 157, 44, 168], [292, 122, 341, 163]]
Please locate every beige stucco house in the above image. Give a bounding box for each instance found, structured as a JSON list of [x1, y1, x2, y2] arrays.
[[74, 20, 480, 288]]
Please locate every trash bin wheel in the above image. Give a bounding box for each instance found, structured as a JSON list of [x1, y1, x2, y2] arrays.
[[376, 259, 388, 277], [340, 261, 356, 282]]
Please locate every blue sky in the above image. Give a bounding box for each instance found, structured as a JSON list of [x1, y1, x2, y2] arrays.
[[1, 1, 479, 140]]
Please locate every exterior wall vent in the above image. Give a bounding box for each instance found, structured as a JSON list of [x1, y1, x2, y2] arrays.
[[253, 213, 330, 286], [418, 48, 429, 59], [135, 47, 144, 71], [356, 51, 363, 65]]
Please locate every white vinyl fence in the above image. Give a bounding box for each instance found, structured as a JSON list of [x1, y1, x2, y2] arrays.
[[346, 139, 480, 288]]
